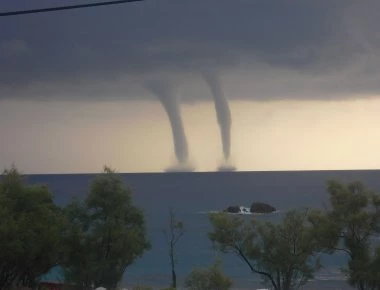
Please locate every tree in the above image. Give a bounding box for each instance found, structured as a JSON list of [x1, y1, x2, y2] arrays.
[[184, 260, 232, 290], [208, 209, 321, 290], [0, 166, 64, 289], [308, 180, 380, 290], [162, 208, 184, 289], [62, 166, 151, 289]]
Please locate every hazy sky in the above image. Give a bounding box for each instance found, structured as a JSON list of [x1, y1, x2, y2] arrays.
[[1, 0, 380, 173]]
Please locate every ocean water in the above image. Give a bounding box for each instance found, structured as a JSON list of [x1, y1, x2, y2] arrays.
[[28, 170, 380, 289]]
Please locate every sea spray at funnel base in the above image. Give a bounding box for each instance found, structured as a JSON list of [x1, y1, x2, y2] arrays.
[[203, 72, 232, 161]]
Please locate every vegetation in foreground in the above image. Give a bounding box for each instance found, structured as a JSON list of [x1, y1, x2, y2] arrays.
[[162, 208, 185, 289], [184, 260, 232, 290], [309, 180, 380, 290], [0, 166, 150, 290], [0, 167, 64, 289], [0, 166, 380, 290], [209, 209, 321, 290], [61, 166, 150, 289]]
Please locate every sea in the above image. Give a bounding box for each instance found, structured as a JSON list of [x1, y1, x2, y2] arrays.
[[28, 170, 380, 290]]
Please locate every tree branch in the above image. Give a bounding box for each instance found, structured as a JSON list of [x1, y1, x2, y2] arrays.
[[235, 246, 278, 290]]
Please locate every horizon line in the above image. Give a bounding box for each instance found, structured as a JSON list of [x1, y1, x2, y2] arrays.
[[21, 168, 380, 176]]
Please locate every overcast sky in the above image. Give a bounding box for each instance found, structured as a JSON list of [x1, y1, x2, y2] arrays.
[[1, 0, 380, 173]]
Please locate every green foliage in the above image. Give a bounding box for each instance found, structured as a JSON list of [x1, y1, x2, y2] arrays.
[[131, 286, 153, 290], [0, 166, 64, 289], [61, 166, 151, 290], [308, 180, 380, 290], [184, 261, 232, 290], [209, 209, 320, 290], [162, 208, 185, 289]]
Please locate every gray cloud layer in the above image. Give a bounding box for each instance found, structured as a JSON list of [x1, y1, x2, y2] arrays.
[[1, 0, 380, 101]]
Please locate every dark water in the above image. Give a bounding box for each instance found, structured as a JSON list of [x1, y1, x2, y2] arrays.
[[29, 170, 380, 289]]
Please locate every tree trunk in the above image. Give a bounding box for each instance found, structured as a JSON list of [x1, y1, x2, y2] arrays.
[[171, 268, 176, 289], [170, 247, 176, 288]]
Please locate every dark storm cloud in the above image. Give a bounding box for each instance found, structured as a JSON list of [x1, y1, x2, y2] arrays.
[[1, 0, 380, 100]]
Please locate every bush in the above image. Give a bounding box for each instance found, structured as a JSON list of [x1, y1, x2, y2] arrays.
[[184, 261, 232, 290], [131, 286, 153, 290]]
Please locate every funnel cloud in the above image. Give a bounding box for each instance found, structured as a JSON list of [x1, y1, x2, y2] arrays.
[[143, 80, 191, 170], [203, 72, 232, 161]]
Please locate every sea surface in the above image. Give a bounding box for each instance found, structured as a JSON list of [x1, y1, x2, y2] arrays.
[[28, 170, 380, 289]]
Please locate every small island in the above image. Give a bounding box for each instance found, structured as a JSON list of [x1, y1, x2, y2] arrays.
[[224, 205, 241, 213], [250, 202, 276, 214], [224, 202, 276, 214]]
